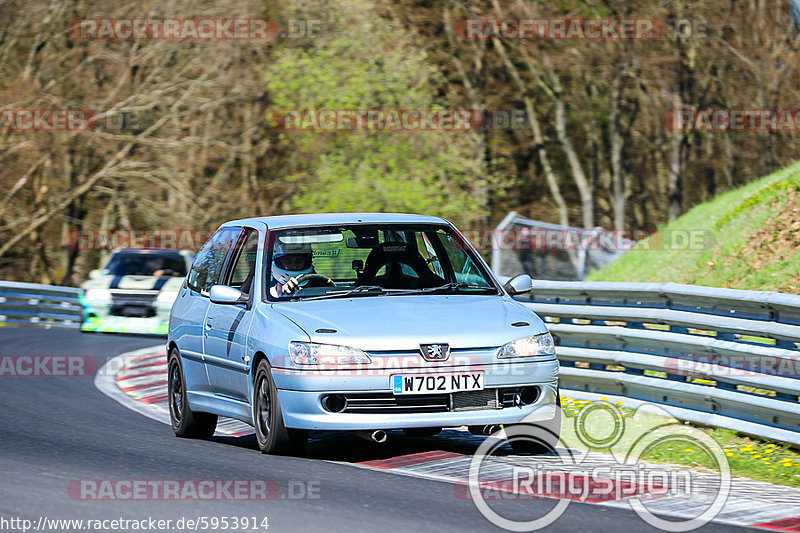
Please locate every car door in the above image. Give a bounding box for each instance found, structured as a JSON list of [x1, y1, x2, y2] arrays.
[[204, 227, 260, 401], [173, 227, 239, 393]]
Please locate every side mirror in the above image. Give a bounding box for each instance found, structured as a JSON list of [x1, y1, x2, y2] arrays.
[[503, 274, 533, 296], [209, 285, 247, 305], [89, 269, 102, 280]]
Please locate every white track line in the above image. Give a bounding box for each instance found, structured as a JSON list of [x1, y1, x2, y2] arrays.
[[95, 345, 171, 426], [96, 345, 252, 437]]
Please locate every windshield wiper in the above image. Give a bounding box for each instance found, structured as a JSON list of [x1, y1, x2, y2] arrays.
[[293, 282, 496, 301], [391, 282, 498, 295], [294, 285, 398, 301]]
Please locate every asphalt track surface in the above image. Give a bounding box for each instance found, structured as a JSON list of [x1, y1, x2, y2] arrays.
[[0, 327, 758, 532]]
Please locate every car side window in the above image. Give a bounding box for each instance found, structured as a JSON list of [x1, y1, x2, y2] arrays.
[[438, 231, 492, 286], [226, 229, 259, 293], [187, 228, 239, 295]]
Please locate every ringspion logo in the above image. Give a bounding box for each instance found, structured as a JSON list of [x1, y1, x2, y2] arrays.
[[466, 401, 730, 531]]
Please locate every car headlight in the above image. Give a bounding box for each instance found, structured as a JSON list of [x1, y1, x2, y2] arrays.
[[288, 342, 372, 365], [156, 291, 178, 304], [83, 288, 111, 301], [498, 333, 556, 358]]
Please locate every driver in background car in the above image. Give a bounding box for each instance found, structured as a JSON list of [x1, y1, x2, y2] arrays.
[[146, 257, 166, 277], [269, 241, 314, 298]]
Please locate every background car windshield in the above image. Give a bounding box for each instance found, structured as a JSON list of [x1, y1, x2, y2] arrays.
[[269, 224, 494, 299], [104, 252, 188, 277]]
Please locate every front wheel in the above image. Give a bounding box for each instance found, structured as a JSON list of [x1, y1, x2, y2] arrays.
[[253, 359, 307, 454], [168, 350, 217, 439], [505, 424, 559, 454], [505, 409, 561, 455]]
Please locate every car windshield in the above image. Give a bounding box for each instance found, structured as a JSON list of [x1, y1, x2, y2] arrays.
[[104, 251, 188, 277], [267, 224, 497, 301]]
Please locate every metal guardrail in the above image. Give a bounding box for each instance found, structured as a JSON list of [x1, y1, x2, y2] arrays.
[[0, 281, 83, 329], [522, 280, 800, 446], [2, 277, 799, 445]]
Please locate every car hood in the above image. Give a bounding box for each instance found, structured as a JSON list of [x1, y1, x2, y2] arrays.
[[272, 294, 547, 351], [81, 275, 184, 292]]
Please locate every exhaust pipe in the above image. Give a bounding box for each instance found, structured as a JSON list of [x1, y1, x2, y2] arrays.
[[355, 430, 387, 443], [469, 424, 501, 436]]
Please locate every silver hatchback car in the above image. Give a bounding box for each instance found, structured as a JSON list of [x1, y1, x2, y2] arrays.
[[167, 213, 559, 454]]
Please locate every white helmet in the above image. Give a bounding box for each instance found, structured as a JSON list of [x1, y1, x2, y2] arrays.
[[271, 241, 313, 284]]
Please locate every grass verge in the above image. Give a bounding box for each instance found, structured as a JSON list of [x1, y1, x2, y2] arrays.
[[560, 396, 800, 488], [588, 160, 800, 293]]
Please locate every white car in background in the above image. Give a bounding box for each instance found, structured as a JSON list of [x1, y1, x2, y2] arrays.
[[80, 248, 193, 335]]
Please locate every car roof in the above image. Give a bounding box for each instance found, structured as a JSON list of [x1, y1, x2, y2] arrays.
[[220, 213, 451, 230]]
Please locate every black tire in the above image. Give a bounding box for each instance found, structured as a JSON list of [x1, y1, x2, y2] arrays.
[[506, 389, 562, 454], [505, 423, 560, 454], [253, 359, 308, 454], [168, 350, 217, 439], [403, 427, 442, 438]]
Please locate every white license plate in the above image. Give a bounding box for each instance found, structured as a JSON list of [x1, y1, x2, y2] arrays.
[[391, 372, 484, 395]]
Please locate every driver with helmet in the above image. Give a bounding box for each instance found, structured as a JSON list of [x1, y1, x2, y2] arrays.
[[269, 241, 313, 298]]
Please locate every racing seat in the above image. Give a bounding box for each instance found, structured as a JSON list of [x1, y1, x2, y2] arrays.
[[358, 241, 444, 289]]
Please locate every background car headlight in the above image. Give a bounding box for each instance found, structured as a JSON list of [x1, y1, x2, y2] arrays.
[[83, 288, 111, 301], [288, 341, 372, 365], [156, 291, 178, 304], [498, 332, 556, 358]]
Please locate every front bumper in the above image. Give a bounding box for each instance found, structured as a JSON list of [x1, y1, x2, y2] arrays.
[[273, 359, 559, 430], [80, 293, 171, 335], [81, 304, 169, 335]]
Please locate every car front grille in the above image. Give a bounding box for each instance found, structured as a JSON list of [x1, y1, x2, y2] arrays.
[[452, 389, 501, 411], [342, 393, 450, 413], [109, 290, 159, 317], [327, 387, 536, 414]]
